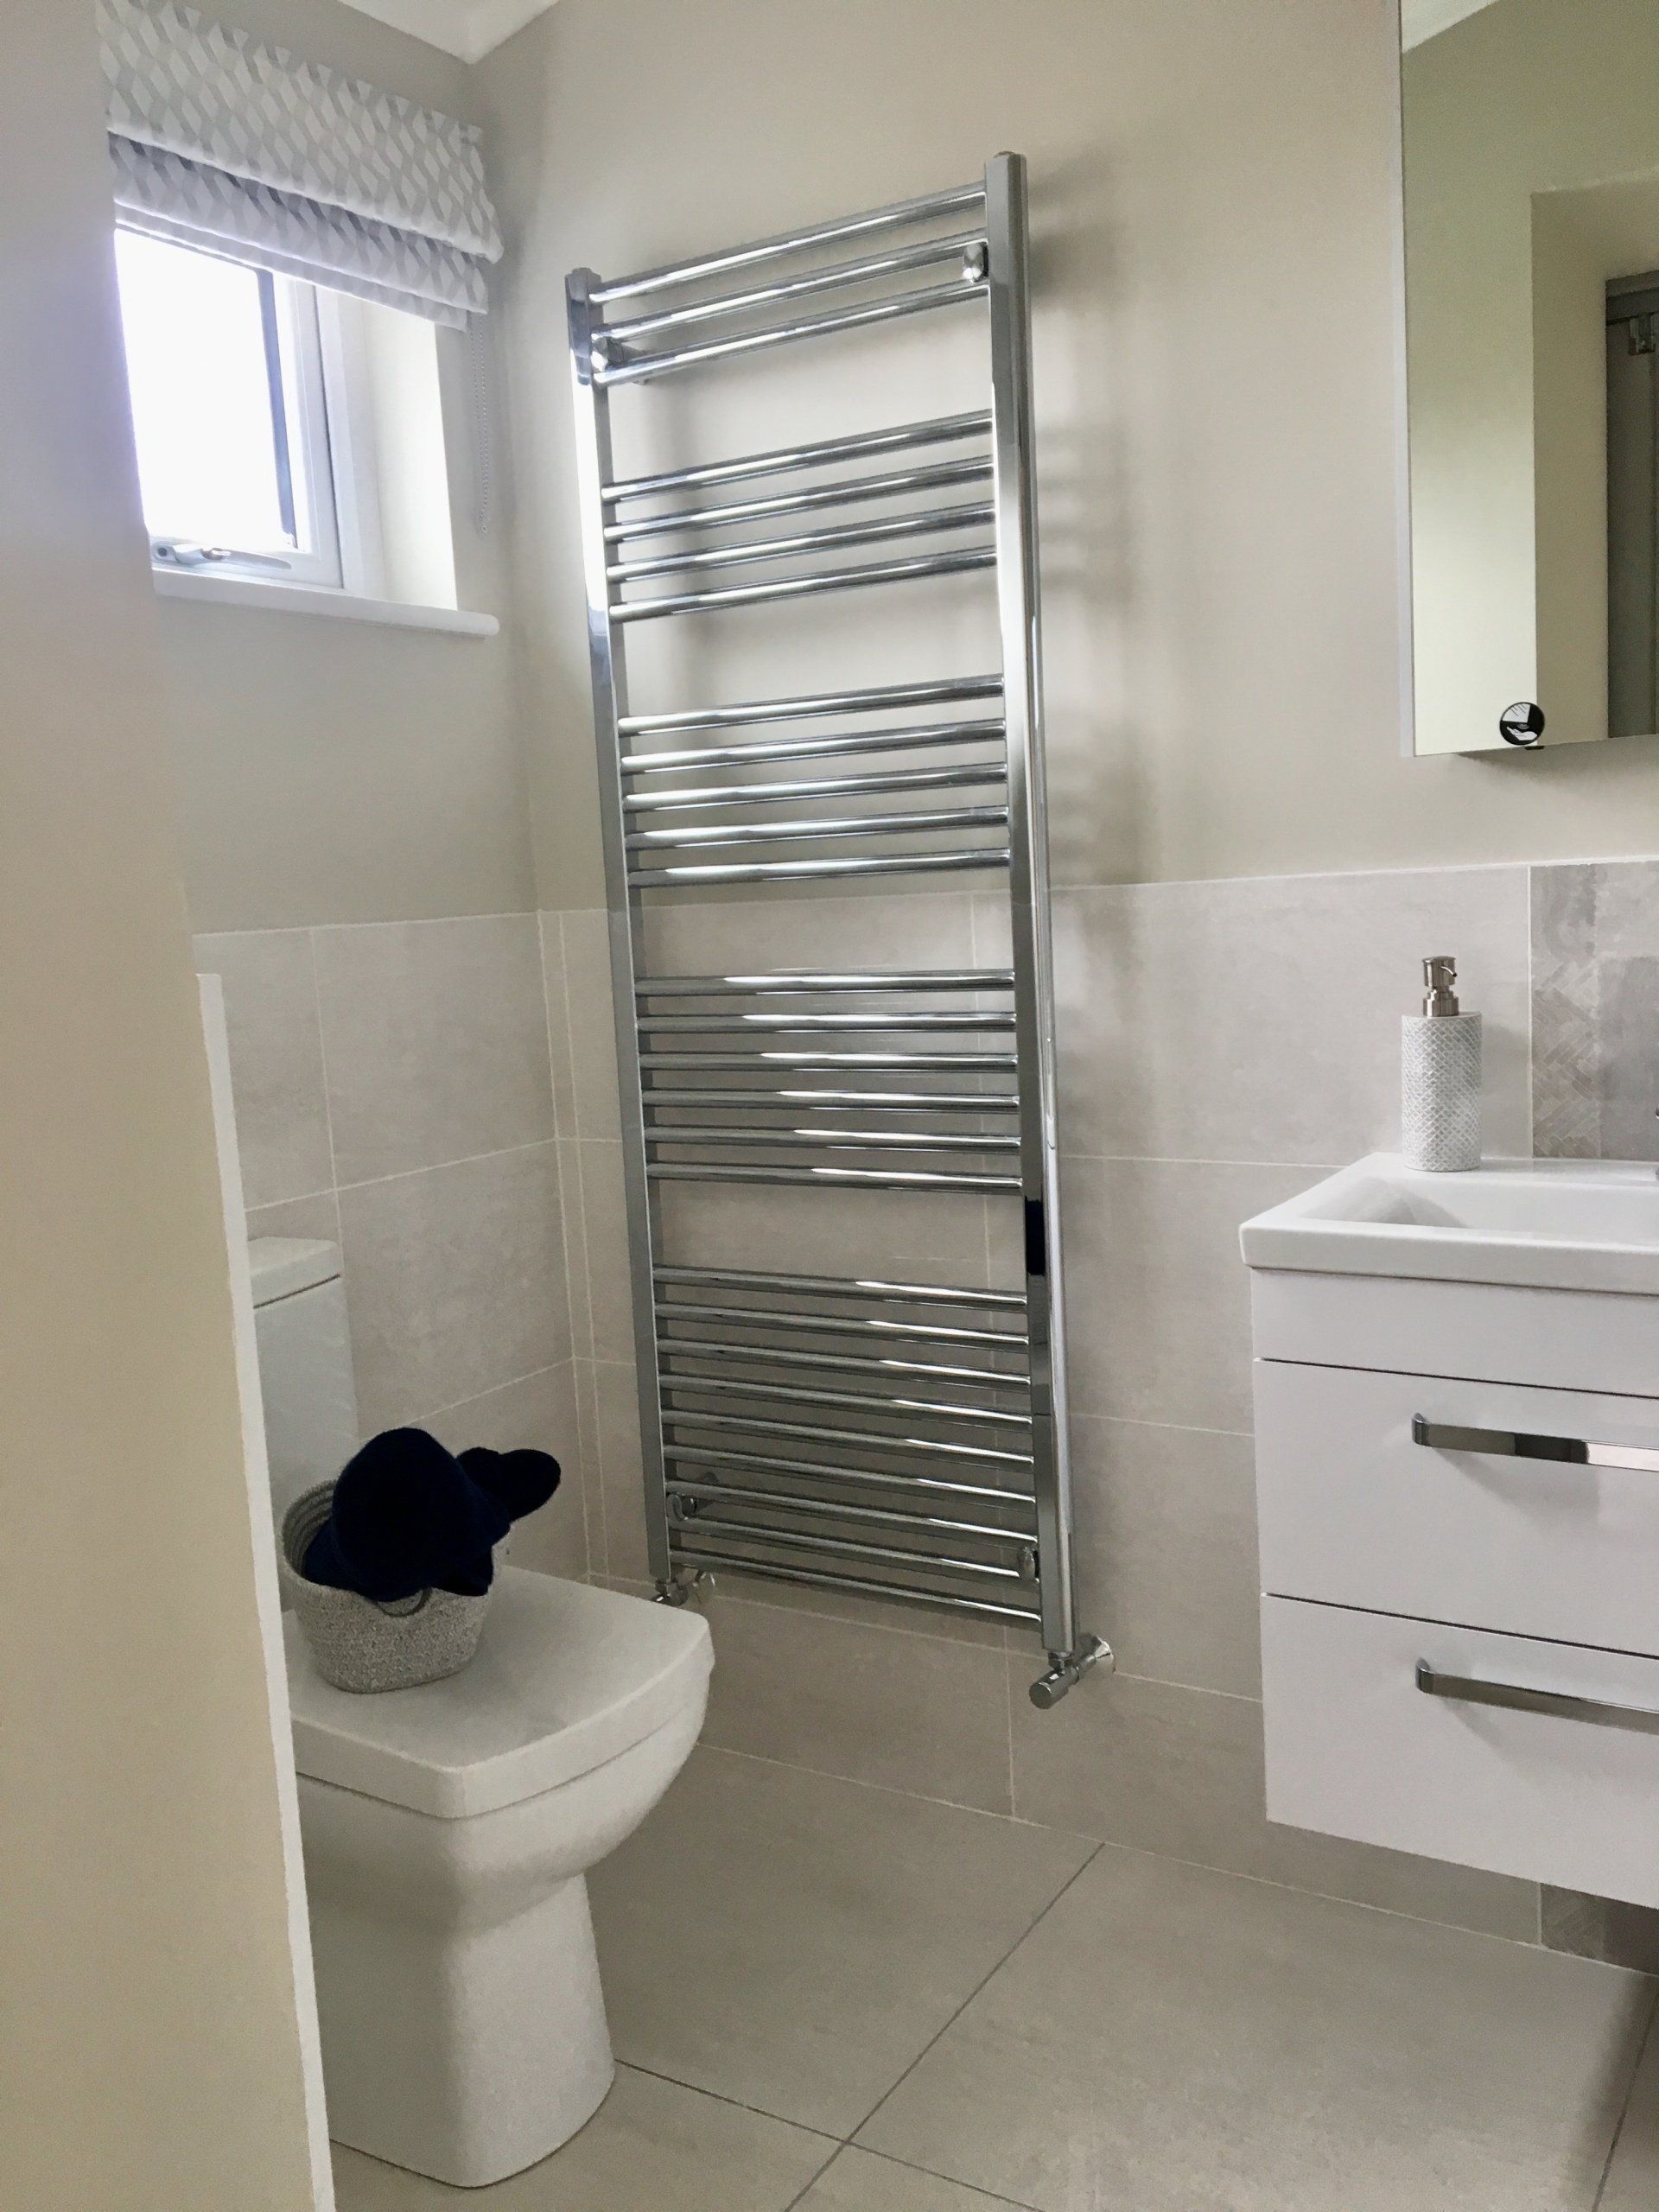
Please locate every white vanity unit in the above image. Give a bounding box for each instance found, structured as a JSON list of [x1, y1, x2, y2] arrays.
[[1241, 1157, 1659, 1908]]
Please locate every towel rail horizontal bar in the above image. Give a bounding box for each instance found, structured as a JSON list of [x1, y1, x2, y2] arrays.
[[664, 1440, 1031, 1506], [630, 847, 1011, 888], [625, 803, 1008, 852], [662, 1372, 1032, 1426], [653, 1264, 1026, 1308], [613, 545, 996, 622], [608, 501, 995, 583], [604, 457, 994, 544], [659, 1341, 1029, 1388], [647, 1161, 1019, 1192], [617, 671, 999, 733], [601, 231, 987, 347], [667, 1478, 1029, 1547], [635, 969, 1013, 995], [597, 275, 986, 386], [590, 181, 985, 307], [657, 1304, 1027, 1351], [623, 720, 1004, 778], [665, 1516, 1026, 1582], [624, 764, 1004, 815], [638, 1090, 1019, 1115], [645, 1125, 1020, 1154], [638, 1050, 1018, 1070], [636, 1010, 1014, 1032], [662, 1408, 1033, 1467], [667, 1545, 1043, 1624]]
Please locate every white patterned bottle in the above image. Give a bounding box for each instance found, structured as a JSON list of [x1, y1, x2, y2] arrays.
[[1402, 956, 1482, 1172]]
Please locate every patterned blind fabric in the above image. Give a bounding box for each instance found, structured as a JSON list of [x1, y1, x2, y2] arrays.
[[99, 0, 502, 325]]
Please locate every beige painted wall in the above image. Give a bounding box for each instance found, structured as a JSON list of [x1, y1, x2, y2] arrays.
[[146, 0, 536, 931], [480, 0, 1659, 901], [1404, 0, 1659, 753], [1, 2, 325, 2204]]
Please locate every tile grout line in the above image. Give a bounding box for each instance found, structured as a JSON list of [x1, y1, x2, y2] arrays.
[[330, 1134, 559, 1198], [1592, 1982, 1659, 2210], [843, 1840, 1108, 2150], [694, 1741, 1096, 1840], [539, 911, 597, 1578]]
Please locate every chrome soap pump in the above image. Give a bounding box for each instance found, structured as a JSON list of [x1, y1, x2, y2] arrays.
[[1402, 956, 1482, 1172]]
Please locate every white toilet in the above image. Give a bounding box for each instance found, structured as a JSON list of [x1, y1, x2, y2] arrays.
[[250, 1236, 712, 2190]]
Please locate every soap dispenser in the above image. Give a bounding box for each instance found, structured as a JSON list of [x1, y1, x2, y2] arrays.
[[1402, 956, 1482, 1172]]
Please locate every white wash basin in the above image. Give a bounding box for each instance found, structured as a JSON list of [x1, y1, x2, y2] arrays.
[[1240, 1154, 1659, 1295]]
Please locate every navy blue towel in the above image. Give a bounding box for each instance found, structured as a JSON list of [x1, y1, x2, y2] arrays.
[[460, 1445, 562, 1524], [303, 1428, 512, 1604]]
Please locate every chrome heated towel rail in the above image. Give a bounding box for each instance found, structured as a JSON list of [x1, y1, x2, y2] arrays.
[[566, 156, 1106, 1707]]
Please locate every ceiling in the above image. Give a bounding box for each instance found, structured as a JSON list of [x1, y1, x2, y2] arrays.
[[1399, 0, 1502, 48], [339, 0, 556, 63], [349, 0, 1499, 69]]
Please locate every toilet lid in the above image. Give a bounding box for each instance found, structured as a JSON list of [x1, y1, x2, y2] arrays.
[[284, 1568, 712, 1819]]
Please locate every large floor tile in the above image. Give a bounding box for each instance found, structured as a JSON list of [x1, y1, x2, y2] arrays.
[[858, 1847, 1649, 2212], [795, 2146, 1033, 2211], [1007, 1664, 1538, 1939], [588, 1746, 1094, 2137], [701, 1592, 1014, 1814], [331, 2063, 835, 2210], [1601, 2005, 1659, 2212]]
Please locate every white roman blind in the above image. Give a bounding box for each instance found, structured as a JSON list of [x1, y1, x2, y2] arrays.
[[99, 0, 503, 325]]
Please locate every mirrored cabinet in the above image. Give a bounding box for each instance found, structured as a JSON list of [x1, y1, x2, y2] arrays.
[[1400, 0, 1659, 753]]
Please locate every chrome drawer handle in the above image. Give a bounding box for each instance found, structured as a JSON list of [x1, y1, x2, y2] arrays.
[[1416, 1660, 1659, 1734], [1412, 1414, 1659, 1474]]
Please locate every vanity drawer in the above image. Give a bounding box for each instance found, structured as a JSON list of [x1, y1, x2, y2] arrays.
[[1255, 1361, 1659, 1654], [1261, 1597, 1659, 1908]]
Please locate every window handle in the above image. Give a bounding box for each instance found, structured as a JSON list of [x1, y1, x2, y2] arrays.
[[1411, 1414, 1659, 1473], [151, 538, 292, 574]]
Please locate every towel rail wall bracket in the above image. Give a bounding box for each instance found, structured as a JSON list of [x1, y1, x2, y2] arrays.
[[566, 156, 1108, 1707]]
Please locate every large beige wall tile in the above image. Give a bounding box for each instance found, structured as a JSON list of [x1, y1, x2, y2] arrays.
[[1058, 1155, 1312, 1431], [1007, 1667, 1536, 1938], [702, 1593, 1014, 1814], [1070, 1416, 1259, 1697], [425, 1363, 588, 1580], [640, 889, 979, 976], [1053, 868, 1531, 1166], [340, 1143, 569, 1432], [246, 1191, 340, 1244], [594, 1356, 649, 1581], [654, 1180, 996, 1289], [578, 1140, 636, 1363], [537, 912, 576, 1139], [192, 930, 332, 1208], [560, 907, 625, 1138], [315, 916, 555, 1185]]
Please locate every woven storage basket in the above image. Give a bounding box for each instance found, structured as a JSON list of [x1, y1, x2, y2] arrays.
[[280, 1481, 493, 1694]]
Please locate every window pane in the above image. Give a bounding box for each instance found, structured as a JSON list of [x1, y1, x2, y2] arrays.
[[114, 231, 294, 552]]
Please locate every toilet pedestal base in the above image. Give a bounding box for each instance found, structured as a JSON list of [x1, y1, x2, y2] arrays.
[[311, 1870, 614, 2189]]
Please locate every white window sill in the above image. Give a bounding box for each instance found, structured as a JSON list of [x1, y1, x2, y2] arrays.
[[153, 567, 499, 638]]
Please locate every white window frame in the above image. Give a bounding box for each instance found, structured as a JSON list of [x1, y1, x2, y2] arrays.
[[118, 228, 481, 628], [124, 238, 391, 598]]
